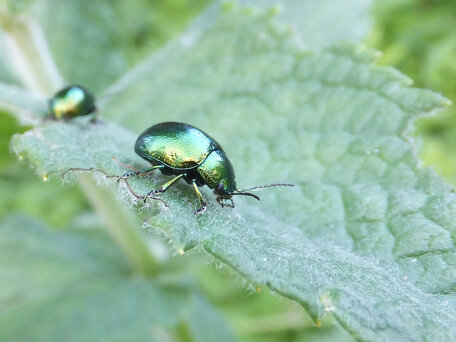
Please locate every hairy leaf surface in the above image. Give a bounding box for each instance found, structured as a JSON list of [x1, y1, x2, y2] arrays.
[[8, 5, 456, 342], [239, 0, 372, 47]]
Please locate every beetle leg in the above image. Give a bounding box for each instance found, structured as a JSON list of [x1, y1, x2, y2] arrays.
[[227, 198, 235, 208], [89, 107, 98, 124], [144, 173, 185, 202], [216, 197, 234, 208], [192, 181, 207, 215], [118, 165, 163, 182]]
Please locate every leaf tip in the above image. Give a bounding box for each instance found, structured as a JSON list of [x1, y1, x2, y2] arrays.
[[356, 44, 382, 61]]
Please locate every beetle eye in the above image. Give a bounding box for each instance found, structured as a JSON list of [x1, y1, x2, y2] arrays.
[[216, 182, 234, 199], [216, 183, 226, 195]]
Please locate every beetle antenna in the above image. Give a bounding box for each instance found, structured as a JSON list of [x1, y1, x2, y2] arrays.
[[232, 191, 261, 201], [233, 183, 294, 201], [240, 183, 295, 192]]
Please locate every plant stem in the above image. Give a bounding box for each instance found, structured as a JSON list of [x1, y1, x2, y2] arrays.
[[2, 10, 160, 276], [77, 174, 159, 275]]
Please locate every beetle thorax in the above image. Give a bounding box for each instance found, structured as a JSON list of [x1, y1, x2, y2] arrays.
[[197, 150, 236, 196]]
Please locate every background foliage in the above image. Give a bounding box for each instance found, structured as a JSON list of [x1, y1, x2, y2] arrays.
[[1, 0, 455, 341], [370, 0, 456, 184]]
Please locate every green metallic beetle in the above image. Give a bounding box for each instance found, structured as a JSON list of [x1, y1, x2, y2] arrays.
[[119, 122, 293, 214], [48, 85, 97, 120]]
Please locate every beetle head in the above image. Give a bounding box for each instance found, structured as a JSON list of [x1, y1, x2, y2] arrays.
[[215, 178, 261, 203], [215, 178, 236, 199]]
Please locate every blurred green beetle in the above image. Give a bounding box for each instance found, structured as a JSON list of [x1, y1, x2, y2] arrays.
[[119, 122, 294, 214], [48, 85, 96, 121]]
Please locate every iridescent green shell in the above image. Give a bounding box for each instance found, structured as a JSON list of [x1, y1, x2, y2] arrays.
[[135, 122, 222, 170], [134, 122, 237, 193], [49, 85, 96, 120], [197, 149, 235, 192]]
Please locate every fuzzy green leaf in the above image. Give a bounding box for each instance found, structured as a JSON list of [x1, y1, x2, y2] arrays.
[[9, 6, 456, 342], [23, 0, 372, 95], [0, 38, 19, 84], [0, 215, 234, 342], [30, 0, 210, 93], [238, 0, 373, 47], [0, 83, 46, 124]]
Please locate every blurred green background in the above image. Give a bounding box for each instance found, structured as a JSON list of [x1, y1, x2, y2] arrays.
[[0, 0, 455, 341], [369, 0, 456, 185]]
